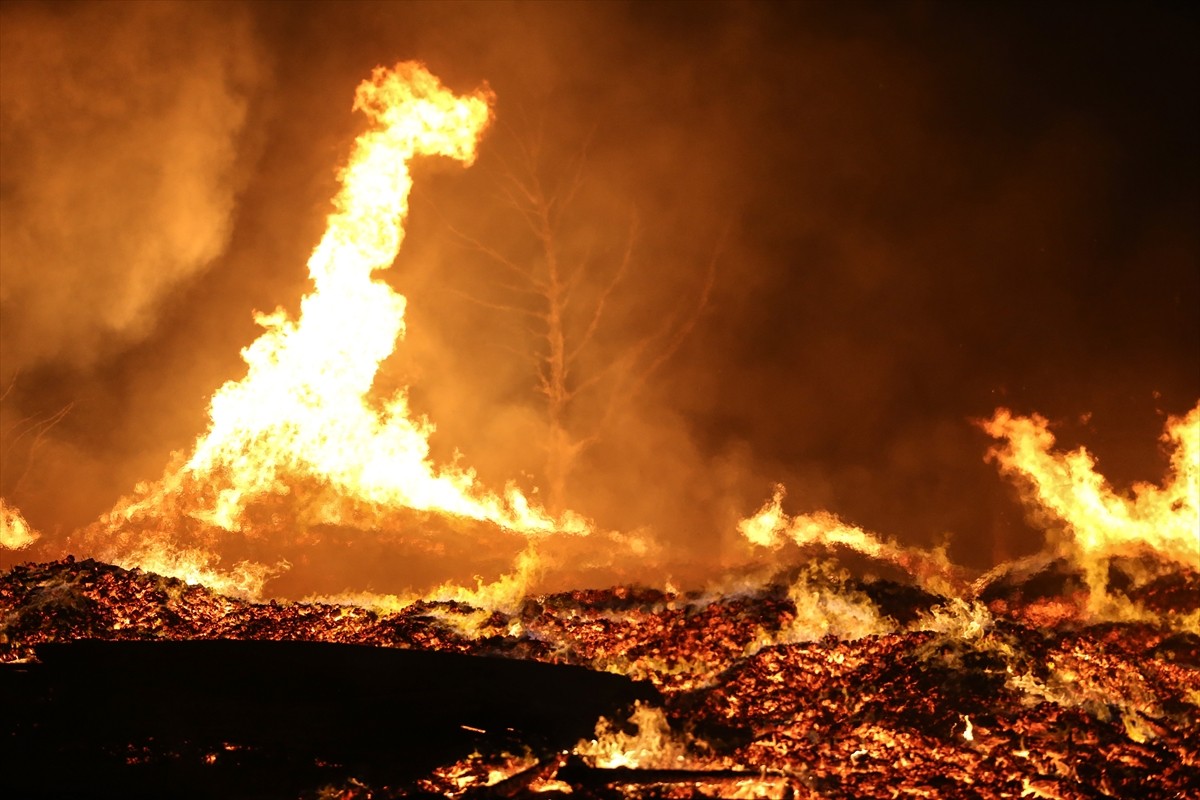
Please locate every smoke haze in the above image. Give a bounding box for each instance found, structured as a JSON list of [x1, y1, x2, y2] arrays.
[[1, 2, 1196, 590], [0, 0, 263, 370]]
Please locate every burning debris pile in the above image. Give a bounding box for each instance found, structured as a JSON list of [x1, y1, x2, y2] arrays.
[[3, 554, 1198, 799], [3, 57, 1198, 800]]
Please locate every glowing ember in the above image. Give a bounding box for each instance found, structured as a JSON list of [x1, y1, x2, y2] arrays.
[[3, 556, 1197, 798]]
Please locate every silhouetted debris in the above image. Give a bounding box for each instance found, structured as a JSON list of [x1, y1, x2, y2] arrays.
[[852, 577, 942, 624], [2, 639, 654, 799]]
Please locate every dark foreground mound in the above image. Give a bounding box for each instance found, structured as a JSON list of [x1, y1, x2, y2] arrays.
[[1, 638, 655, 799]]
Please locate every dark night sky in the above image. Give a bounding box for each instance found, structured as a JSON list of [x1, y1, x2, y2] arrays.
[[2, 1, 1197, 577]]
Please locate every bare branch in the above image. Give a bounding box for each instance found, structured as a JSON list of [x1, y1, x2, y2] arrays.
[[506, 111, 545, 181], [496, 118, 594, 238], [567, 213, 639, 366], [558, 270, 579, 317], [487, 154, 553, 237], [521, 320, 549, 342], [496, 117, 549, 214], [560, 238, 594, 295], [421, 191, 547, 289], [633, 225, 727, 386], [445, 286, 544, 320], [534, 365, 553, 400], [446, 225, 525, 275], [497, 166, 544, 219], [492, 342, 542, 369], [568, 334, 653, 402], [2, 402, 70, 453], [577, 226, 728, 439], [453, 113, 727, 510], [1, 400, 73, 500], [554, 126, 595, 225], [0, 369, 19, 405], [490, 279, 550, 299]]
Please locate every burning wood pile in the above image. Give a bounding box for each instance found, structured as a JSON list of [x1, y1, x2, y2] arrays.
[[3, 58, 1198, 800], [3, 553, 1197, 799]]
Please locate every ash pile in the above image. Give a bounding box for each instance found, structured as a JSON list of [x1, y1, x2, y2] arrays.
[[2, 556, 1198, 799]]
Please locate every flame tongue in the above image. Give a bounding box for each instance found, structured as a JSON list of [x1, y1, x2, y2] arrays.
[[189, 63, 498, 529], [981, 404, 1199, 567], [981, 403, 1200, 619], [97, 64, 584, 594]]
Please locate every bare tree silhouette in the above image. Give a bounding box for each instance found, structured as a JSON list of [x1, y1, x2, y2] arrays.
[[443, 121, 724, 512]]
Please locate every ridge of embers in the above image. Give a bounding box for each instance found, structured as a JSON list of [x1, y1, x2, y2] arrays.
[[1, 556, 1198, 799]]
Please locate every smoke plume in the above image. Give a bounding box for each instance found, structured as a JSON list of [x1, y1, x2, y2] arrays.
[[0, 0, 263, 372]]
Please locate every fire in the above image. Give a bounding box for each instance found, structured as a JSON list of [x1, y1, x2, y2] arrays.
[[1, 498, 39, 551], [738, 485, 959, 595], [575, 702, 690, 769], [982, 404, 1200, 611], [89, 63, 587, 592], [737, 485, 892, 556]]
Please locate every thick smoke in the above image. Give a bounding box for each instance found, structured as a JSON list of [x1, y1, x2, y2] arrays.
[[0, 0, 262, 372]]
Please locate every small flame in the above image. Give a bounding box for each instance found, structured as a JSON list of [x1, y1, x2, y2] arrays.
[[1, 499, 40, 551], [738, 485, 899, 557], [575, 702, 691, 769], [737, 484, 959, 593]]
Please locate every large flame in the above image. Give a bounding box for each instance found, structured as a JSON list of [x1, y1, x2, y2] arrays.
[[981, 404, 1199, 567], [91, 63, 585, 594], [736, 403, 1199, 609], [982, 403, 1200, 617]]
